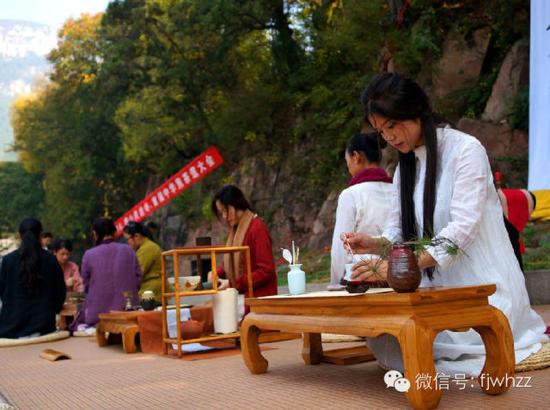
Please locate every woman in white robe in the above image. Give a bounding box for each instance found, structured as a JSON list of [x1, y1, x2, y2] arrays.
[[343, 73, 547, 377], [328, 132, 394, 289]]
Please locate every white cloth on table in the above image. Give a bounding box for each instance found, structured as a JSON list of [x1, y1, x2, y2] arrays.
[[372, 126, 548, 377], [329, 180, 393, 288]]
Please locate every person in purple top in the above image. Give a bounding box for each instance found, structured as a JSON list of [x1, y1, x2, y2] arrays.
[[70, 218, 142, 331]]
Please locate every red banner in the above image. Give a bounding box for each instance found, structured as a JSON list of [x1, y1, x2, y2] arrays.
[[115, 146, 224, 233]]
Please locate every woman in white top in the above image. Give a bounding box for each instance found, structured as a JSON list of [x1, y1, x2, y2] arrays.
[[342, 73, 547, 376], [329, 132, 393, 289]]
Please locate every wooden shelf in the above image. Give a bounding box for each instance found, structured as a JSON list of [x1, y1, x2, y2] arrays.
[[162, 245, 250, 257], [163, 332, 240, 345], [162, 290, 218, 297], [160, 245, 253, 357]]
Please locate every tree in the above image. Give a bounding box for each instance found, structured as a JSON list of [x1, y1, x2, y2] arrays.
[[0, 162, 44, 235]]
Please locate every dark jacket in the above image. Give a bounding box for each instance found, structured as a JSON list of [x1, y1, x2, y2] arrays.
[[0, 249, 66, 338]]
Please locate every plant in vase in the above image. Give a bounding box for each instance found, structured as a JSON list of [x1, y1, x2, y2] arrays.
[[282, 242, 306, 295], [348, 237, 461, 293]]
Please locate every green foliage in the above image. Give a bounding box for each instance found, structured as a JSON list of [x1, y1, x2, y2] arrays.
[[8, 0, 532, 251], [277, 248, 331, 286], [0, 162, 44, 235], [11, 13, 147, 239], [508, 87, 529, 131], [524, 237, 550, 271], [523, 222, 550, 270], [450, 73, 497, 119], [393, 3, 442, 77]]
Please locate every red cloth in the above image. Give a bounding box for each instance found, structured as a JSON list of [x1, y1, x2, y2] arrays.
[[546, 326, 550, 335], [348, 167, 392, 187], [218, 217, 278, 299], [502, 189, 530, 253], [137, 306, 215, 354]]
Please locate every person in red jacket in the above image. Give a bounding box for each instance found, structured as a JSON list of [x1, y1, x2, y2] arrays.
[[210, 185, 277, 300]]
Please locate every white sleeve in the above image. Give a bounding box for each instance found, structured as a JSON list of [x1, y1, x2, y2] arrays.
[[426, 140, 489, 270], [382, 166, 402, 243], [330, 189, 356, 286]]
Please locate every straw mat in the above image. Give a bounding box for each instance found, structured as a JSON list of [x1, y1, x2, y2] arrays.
[[0, 331, 69, 348], [72, 330, 96, 337], [321, 333, 364, 343], [515, 340, 550, 373], [165, 341, 275, 361]]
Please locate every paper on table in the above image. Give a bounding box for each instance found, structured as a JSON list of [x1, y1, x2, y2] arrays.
[[261, 288, 393, 299]]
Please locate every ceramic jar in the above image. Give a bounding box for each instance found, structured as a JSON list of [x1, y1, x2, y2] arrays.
[[288, 264, 306, 295], [181, 320, 204, 339], [140, 290, 157, 311], [387, 244, 421, 293]]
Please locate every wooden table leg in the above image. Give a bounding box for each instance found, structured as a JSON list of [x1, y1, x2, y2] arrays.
[[59, 315, 67, 330], [121, 326, 139, 354], [302, 333, 323, 365], [398, 319, 441, 410], [96, 325, 108, 347], [474, 306, 515, 395], [241, 317, 268, 374]]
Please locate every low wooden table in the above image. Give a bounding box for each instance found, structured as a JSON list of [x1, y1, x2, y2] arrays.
[[241, 285, 514, 410], [96, 311, 140, 353]]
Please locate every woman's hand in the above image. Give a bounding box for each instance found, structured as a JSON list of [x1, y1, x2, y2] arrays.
[[351, 260, 388, 282], [340, 232, 376, 254]]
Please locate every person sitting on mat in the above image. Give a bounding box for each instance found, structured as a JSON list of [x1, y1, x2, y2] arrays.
[[329, 131, 393, 290], [70, 218, 142, 332], [0, 218, 66, 338], [52, 238, 84, 293], [208, 185, 277, 305], [123, 221, 163, 302], [343, 72, 547, 376]]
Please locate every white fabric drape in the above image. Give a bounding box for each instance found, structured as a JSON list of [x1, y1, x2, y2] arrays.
[[528, 0, 550, 190]]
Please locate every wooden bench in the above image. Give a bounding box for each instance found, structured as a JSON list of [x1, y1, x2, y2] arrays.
[[96, 311, 140, 353], [241, 285, 514, 410]]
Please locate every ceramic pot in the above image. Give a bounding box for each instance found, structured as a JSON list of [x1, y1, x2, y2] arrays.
[[387, 244, 421, 293], [345, 280, 370, 294], [181, 320, 204, 340], [140, 298, 157, 311]]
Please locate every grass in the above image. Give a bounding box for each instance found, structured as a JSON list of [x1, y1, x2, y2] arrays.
[[524, 221, 550, 271]]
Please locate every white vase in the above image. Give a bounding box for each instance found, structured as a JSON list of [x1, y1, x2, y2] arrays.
[[288, 264, 306, 295]]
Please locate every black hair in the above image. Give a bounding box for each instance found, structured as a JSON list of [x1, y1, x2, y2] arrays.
[[41, 232, 53, 239], [18, 218, 43, 295], [146, 221, 159, 231], [346, 132, 387, 163], [211, 185, 252, 219], [123, 221, 153, 240], [52, 238, 73, 253], [361, 72, 438, 278], [92, 217, 116, 246]]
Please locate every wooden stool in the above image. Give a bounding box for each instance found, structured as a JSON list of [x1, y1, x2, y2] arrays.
[[58, 303, 77, 330], [241, 285, 515, 410], [96, 311, 140, 353]]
